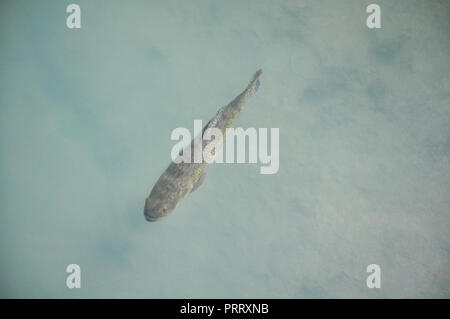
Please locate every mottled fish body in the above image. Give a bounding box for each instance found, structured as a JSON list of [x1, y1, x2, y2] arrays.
[[144, 69, 262, 221]]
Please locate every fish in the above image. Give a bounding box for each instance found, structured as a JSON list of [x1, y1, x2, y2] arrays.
[[144, 69, 262, 222]]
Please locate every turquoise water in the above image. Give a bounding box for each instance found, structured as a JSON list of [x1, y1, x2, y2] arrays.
[[0, 0, 449, 298]]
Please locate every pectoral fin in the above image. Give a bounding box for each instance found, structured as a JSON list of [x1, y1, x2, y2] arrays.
[[191, 172, 206, 193]]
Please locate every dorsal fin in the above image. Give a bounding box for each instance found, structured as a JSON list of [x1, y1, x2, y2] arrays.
[[202, 107, 224, 136]]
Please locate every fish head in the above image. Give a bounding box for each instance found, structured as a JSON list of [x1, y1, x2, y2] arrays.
[[144, 180, 182, 222], [144, 199, 169, 222]]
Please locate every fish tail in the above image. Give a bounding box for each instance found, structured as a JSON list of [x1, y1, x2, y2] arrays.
[[247, 69, 263, 95]]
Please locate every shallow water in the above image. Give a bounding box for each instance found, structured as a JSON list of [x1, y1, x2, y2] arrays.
[[0, 0, 449, 298]]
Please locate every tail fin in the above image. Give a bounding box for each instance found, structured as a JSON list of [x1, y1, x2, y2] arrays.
[[247, 69, 263, 95], [252, 69, 263, 81]]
